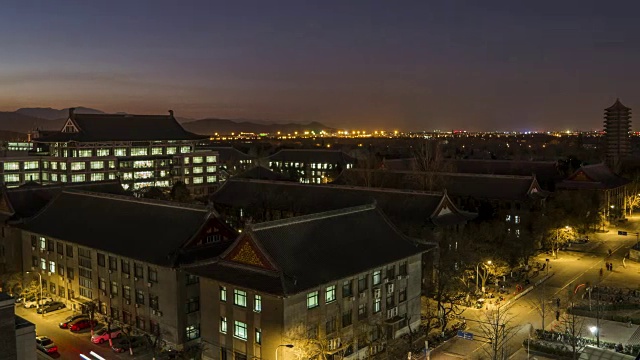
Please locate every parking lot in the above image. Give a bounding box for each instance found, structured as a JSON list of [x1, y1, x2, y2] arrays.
[[16, 303, 153, 360]]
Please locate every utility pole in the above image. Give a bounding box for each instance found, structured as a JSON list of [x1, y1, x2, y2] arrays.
[[596, 286, 600, 347], [541, 280, 546, 331]]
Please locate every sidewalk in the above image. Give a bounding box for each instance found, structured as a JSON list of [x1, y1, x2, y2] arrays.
[[549, 316, 640, 346]]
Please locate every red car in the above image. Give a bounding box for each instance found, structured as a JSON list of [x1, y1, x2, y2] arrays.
[[69, 318, 98, 332]]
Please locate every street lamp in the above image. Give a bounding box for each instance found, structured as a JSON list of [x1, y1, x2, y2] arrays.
[[25, 271, 43, 315], [476, 261, 491, 293], [275, 344, 293, 360]]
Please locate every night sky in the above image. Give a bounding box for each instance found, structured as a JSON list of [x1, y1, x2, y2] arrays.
[[1, 0, 639, 131]]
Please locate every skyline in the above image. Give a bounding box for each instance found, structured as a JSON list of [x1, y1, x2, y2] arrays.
[[1, 0, 640, 131]]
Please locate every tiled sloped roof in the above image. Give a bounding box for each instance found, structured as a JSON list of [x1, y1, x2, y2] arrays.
[[37, 111, 205, 142], [558, 163, 630, 190], [200, 147, 254, 161], [234, 166, 293, 181], [19, 191, 211, 266], [605, 98, 631, 111], [4, 181, 128, 220], [210, 178, 470, 229], [267, 149, 356, 164], [186, 204, 430, 296], [334, 169, 542, 201], [445, 159, 563, 190]]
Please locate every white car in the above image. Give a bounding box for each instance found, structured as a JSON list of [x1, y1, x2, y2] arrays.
[[91, 327, 122, 343], [23, 297, 53, 309]]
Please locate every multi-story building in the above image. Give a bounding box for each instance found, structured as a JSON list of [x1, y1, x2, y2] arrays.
[[266, 149, 356, 184], [603, 99, 632, 167], [0, 293, 36, 360], [197, 147, 255, 181], [185, 204, 431, 360], [17, 108, 221, 195], [18, 190, 237, 349]]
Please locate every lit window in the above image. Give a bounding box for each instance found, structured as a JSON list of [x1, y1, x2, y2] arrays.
[[220, 286, 227, 301], [206, 166, 216, 173], [515, 216, 521, 224], [90, 161, 104, 169], [3, 174, 20, 183], [71, 174, 86, 182], [255, 328, 262, 345], [59, 162, 67, 170], [516, 229, 521, 237], [307, 291, 319, 309], [193, 177, 203, 184], [91, 173, 105, 181], [180, 146, 191, 154], [505, 215, 511, 222], [184, 157, 190, 165], [373, 270, 382, 285], [40, 258, 46, 270], [220, 317, 227, 333], [184, 178, 190, 184], [206, 156, 216, 163], [3, 162, 19, 170], [114, 148, 127, 156], [234, 321, 247, 340], [185, 324, 200, 340], [193, 157, 203, 164], [166, 147, 177, 155], [234, 289, 247, 307], [97, 149, 109, 156], [108, 161, 116, 169], [151, 147, 163, 155], [24, 161, 38, 170], [326, 285, 336, 303], [122, 173, 133, 180], [254, 295, 262, 312], [49, 261, 55, 273], [374, 298, 381, 313], [206, 176, 217, 183], [51, 162, 58, 170], [71, 162, 85, 170], [25, 173, 39, 181], [78, 150, 92, 157], [51, 174, 58, 182], [131, 147, 148, 156], [193, 167, 203, 174]]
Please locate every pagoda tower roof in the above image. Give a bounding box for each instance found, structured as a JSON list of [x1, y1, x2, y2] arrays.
[[605, 98, 631, 111]]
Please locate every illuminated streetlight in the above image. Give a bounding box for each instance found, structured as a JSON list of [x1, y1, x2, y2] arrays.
[[476, 261, 492, 293], [275, 344, 294, 360]]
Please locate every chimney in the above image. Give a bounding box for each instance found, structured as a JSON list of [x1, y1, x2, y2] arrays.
[[168, 110, 174, 117], [68, 107, 76, 119]]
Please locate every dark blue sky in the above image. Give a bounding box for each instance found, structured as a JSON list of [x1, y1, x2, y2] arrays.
[[1, 0, 639, 131]]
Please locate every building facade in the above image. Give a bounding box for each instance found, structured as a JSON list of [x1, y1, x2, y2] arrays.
[[0, 293, 36, 360], [603, 99, 632, 167], [7, 109, 222, 195], [266, 149, 355, 184], [18, 190, 237, 349], [185, 204, 430, 360]]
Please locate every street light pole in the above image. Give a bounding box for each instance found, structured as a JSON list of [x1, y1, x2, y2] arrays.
[[275, 344, 293, 360], [25, 271, 43, 315]]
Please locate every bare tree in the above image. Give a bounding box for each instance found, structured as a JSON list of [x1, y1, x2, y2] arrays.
[[625, 173, 640, 216], [478, 305, 519, 360], [559, 300, 585, 360]]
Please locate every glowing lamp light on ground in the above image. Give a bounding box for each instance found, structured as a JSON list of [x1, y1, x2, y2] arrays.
[[589, 326, 598, 334]]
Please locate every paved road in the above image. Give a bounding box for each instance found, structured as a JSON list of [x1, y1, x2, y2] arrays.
[[429, 220, 640, 360], [16, 305, 152, 360]]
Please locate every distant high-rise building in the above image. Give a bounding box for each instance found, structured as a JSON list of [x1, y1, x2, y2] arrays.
[[603, 98, 632, 166]]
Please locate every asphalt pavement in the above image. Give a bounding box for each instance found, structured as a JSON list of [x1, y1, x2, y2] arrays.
[[16, 305, 152, 360], [428, 218, 640, 360]]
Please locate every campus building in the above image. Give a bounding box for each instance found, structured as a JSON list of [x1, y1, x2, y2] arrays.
[[185, 204, 431, 360], [266, 149, 355, 184]]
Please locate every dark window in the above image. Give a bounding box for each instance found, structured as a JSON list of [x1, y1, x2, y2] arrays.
[[386, 266, 395, 279], [47, 240, 54, 252], [399, 262, 408, 276], [342, 280, 353, 297], [97, 253, 105, 267], [49, 283, 56, 294], [358, 275, 367, 293], [186, 297, 200, 313], [135, 289, 144, 304], [358, 304, 367, 320], [386, 294, 395, 307], [57, 243, 64, 255], [123, 286, 131, 300], [58, 264, 64, 276], [326, 316, 337, 334], [58, 286, 65, 298], [30, 235, 37, 248], [109, 256, 117, 271], [136, 316, 145, 330], [110, 281, 118, 295], [342, 309, 353, 327], [399, 288, 407, 303], [111, 307, 119, 320], [123, 311, 131, 324], [78, 257, 92, 269], [186, 274, 199, 285], [148, 267, 158, 283], [99, 278, 106, 291], [150, 295, 159, 310], [307, 325, 318, 339], [31, 256, 38, 267], [134, 263, 144, 279], [67, 267, 74, 280], [78, 248, 91, 258], [121, 260, 130, 274], [150, 320, 160, 335], [66, 245, 73, 258]]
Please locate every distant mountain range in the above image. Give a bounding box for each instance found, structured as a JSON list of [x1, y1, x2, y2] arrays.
[[0, 107, 334, 136]]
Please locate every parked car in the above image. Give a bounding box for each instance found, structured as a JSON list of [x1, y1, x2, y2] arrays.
[[59, 314, 89, 328], [37, 301, 66, 314], [91, 327, 122, 344], [69, 318, 98, 332], [36, 336, 58, 354], [111, 336, 146, 353], [23, 297, 53, 309]]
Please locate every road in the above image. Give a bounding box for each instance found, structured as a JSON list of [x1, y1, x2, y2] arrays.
[[429, 219, 640, 360], [16, 305, 152, 360]]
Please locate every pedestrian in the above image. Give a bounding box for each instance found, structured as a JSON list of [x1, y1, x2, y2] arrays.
[[600, 268, 603, 277], [610, 263, 613, 271], [556, 310, 560, 321], [556, 298, 561, 307]]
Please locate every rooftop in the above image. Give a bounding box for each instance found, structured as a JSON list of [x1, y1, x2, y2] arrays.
[[267, 148, 356, 164], [557, 163, 630, 190]]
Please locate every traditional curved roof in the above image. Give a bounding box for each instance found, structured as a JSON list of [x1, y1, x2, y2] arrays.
[[605, 98, 631, 112]]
